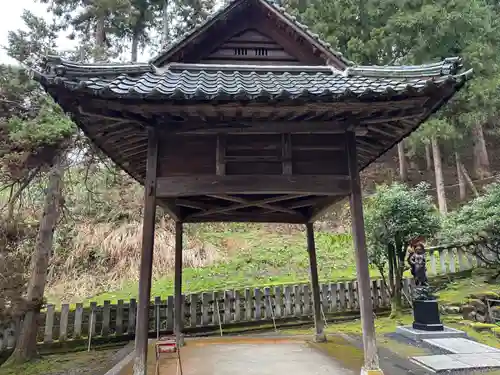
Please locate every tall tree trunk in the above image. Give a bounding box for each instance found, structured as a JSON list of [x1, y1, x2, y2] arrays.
[[455, 152, 466, 201], [425, 143, 432, 171], [131, 32, 139, 62], [8, 157, 64, 364], [460, 163, 479, 197], [162, 0, 169, 46], [397, 142, 407, 182], [472, 123, 490, 179], [431, 137, 447, 215], [94, 14, 106, 61]]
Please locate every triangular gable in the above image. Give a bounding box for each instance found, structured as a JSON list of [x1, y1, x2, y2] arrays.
[[150, 0, 352, 69]]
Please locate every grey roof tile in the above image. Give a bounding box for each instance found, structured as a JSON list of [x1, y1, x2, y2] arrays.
[[34, 58, 472, 102]]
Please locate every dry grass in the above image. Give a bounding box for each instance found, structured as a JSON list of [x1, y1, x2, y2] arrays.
[[47, 217, 220, 302]]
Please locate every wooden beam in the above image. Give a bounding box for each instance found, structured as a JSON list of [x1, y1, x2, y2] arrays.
[[367, 125, 397, 139], [133, 127, 158, 375], [183, 212, 307, 223], [292, 145, 345, 151], [158, 199, 181, 221], [175, 198, 214, 211], [92, 97, 427, 117], [207, 194, 303, 217], [224, 155, 282, 162], [287, 197, 324, 209], [346, 131, 381, 372], [187, 194, 306, 218], [156, 175, 351, 197], [306, 223, 326, 342]]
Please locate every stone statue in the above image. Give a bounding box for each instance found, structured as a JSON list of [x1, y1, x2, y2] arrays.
[[408, 243, 428, 287], [408, 242, 434, 300]]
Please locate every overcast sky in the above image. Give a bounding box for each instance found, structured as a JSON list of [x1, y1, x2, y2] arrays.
[[0, 0, 225, 65], [1, 1, 45, 64]]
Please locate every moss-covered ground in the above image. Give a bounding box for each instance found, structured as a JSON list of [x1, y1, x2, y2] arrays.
[[0, 346, 123, 375]]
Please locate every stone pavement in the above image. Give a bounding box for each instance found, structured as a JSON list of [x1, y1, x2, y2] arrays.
[[411, 337, 500, 372]]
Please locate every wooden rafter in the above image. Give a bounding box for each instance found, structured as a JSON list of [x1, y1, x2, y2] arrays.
[[208, 194, 302, 216], [187, 193, 306, 218]]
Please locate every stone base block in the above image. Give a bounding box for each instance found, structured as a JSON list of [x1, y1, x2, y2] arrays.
[[413, 299, 444, 331], [361, 367, 385, 375], [396, 326, 468, 341]]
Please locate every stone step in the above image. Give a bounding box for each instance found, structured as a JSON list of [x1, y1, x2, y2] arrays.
[[423, 337, 500, 354], [411, 353, 500, 372]]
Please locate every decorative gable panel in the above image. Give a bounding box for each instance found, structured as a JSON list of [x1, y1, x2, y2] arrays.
[[152, 0, 348, 68], [199, 29, 300, 65]]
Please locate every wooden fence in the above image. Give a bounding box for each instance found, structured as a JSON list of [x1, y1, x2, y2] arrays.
[[0, 242, 482, 352], [426, 242, 485, 276]]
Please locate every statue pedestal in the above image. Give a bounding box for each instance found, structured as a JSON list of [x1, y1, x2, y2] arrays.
[[412, 299, 443, 331]]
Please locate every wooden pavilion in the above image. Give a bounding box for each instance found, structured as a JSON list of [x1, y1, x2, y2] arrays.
[[34, 0, 471, 374]]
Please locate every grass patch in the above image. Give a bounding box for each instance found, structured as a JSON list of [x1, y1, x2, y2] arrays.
[[309, 336, 364, 371], [0, 348, 120, 375], [284, 314, 499, 351], [80, 229, 382, 306], [436, 268, 500, 305]]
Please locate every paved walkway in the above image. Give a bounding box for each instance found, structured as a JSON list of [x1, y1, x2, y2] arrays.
[[119, 337, 355, 375], [175, 341, 354, 375]]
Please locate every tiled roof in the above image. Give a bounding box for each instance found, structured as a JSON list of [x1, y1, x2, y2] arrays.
[[149, 0, 353, 66], [35, 58, 472, 102]]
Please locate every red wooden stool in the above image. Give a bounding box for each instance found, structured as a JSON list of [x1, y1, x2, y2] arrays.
[[155, 336, 182, 375]]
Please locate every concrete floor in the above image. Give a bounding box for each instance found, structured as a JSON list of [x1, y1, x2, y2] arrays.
[[120, 337, 354, 375]]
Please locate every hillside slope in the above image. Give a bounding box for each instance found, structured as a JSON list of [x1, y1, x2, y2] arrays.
[[40, 135, 500, 304]]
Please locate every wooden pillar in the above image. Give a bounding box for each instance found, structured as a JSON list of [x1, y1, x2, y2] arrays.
[[346, 131, 383, 375], [133, 127, 158, 375], [306, 222, 326, 342], [174, 221, 184, 347]]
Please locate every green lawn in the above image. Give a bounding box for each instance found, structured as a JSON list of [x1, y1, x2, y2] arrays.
[[77, 228, 382, 306]]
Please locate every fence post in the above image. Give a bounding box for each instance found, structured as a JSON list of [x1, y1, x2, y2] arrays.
[[293, 285, 302, 317], [302, 284, 310, 316], [224, 290, 232, 324], [128, 298, 136, 334], [329, 283, 338, 312], [234, 290, 242, 322], [89, 302, 97, 338], [347, 281, 355, 310], [254, 288, 262, 320], [338, 282, 346, 311], [190, 294, 198, 328], [245, 289, 253, 321], [74, 303, 83, 339], [59, 304, 70, 341], [284, 286, 292, 317], [274, 286, 282, 318], [439, 249, 447, 274], [116, 300, 124, 336], [201, 293, 210, 326], [102, 301, 111, 337], [166, 296, 174, 330], [44, 304, 55, 343]]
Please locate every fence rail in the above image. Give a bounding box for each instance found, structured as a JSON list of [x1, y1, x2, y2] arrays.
[[0, 242, 482, 352]]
